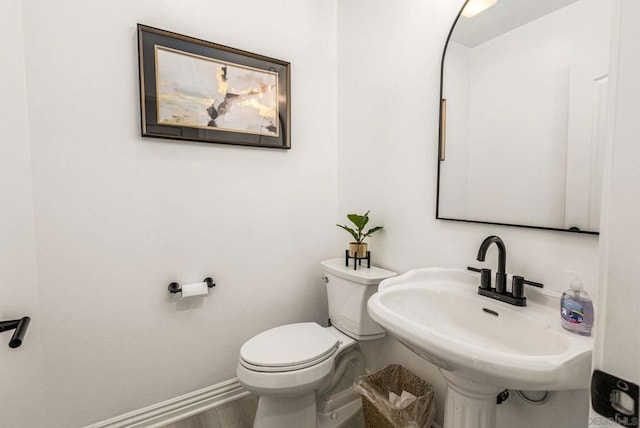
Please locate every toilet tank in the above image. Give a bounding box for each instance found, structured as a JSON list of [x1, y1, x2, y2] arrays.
[[321, 258, 397, 340]]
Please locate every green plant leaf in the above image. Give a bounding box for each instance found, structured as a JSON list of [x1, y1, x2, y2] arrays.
[[364, 226, 384, 237], [336, 224, 359, 242], [361, 211, 370, 229], [347, 210, 370, 231], [347, 213, 365, 230]]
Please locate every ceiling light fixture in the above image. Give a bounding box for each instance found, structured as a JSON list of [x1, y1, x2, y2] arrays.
[[461, 0, 498, 18]]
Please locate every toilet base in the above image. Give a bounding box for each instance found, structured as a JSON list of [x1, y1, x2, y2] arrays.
[[253, 393, 362, 428], [253, 393, 317, 428], [318, 392, 362, 428]]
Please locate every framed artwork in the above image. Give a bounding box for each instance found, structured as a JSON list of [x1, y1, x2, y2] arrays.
[[137, 24, 291, 149]]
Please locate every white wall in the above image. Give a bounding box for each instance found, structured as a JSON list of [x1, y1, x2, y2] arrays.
[[18, 0, 338, 426], [337, 0, 599, 426], [0, 1, 45, 426]]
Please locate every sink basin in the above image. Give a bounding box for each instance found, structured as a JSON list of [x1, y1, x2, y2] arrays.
[[368, 268, 593, 391]]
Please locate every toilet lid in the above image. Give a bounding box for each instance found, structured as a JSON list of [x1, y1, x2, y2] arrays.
[[240, 323, 339, 371]]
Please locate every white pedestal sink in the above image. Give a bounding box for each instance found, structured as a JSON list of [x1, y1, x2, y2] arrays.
[[367, 268, 593, 428]]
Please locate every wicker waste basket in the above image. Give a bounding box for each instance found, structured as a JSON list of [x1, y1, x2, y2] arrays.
[[353, 364, 435, 428]]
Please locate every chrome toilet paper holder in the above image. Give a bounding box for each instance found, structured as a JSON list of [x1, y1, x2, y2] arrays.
[[168, 277, 215, 294]]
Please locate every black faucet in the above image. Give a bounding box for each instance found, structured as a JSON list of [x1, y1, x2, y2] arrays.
[[477, 235, 507, 294], [468, 236, 544, 306]]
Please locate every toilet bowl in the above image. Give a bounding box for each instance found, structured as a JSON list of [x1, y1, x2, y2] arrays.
[[237, 259, 397, 428], [237, 324, 357, 428]]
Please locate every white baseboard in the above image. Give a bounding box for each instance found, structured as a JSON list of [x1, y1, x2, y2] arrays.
[[84, 378, 250, 428]]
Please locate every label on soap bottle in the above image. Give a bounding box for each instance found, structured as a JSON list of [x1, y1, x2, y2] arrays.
[[561, 298, 585, 324]]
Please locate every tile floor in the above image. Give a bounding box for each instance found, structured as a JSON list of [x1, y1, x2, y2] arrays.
[[163, 395, 366, 428]]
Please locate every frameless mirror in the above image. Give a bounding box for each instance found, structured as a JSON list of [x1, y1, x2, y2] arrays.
[[437, 0, 613, 234]]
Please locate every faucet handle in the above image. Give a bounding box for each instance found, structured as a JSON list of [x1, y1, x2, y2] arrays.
[[468, 266, 492, 289], [512, 276, 544, 298], [524, 278, 544, 288]]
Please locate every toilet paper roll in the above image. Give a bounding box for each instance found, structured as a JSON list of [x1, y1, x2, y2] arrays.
[[181, 281, 209, 298]]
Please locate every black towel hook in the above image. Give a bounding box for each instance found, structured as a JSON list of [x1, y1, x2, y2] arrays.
[[0, 317, 31, 348]]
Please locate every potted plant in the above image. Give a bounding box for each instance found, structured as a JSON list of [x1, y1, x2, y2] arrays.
[[336, 210, 384, 258]]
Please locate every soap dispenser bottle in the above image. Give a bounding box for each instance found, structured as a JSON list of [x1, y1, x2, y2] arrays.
[[560, 273, 594, 336]]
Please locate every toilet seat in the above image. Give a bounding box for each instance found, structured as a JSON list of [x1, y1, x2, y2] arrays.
[[240, 323, 339, 373]]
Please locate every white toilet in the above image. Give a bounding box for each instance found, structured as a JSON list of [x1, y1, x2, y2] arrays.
[[237, 258, 397, 428]]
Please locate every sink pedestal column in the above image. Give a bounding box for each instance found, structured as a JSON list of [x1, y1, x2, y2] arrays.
[[440, 370, 503, 428]]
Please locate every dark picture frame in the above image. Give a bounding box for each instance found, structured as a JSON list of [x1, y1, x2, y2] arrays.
[[137, 24, 291, 149]]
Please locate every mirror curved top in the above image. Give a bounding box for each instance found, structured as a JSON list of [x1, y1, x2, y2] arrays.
[[437, 0, 612, 234]]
